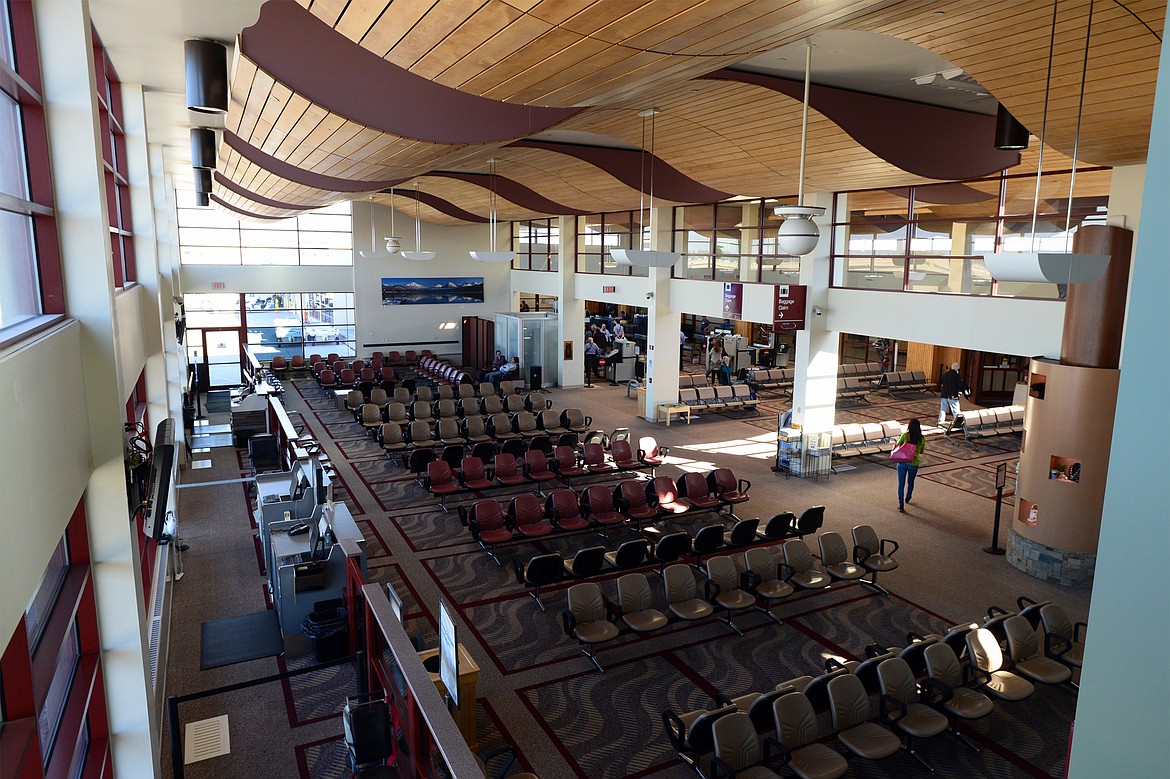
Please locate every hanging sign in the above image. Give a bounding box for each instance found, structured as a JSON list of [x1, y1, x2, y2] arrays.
[[774, 284, 807, 331], [722, 282, 743, 320]]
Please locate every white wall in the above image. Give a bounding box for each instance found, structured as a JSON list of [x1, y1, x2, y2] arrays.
[[353, 204, 513, 358], [180, 264, 354, 294], [825, 288, 1065, 357], [0, 323, 93, 647]]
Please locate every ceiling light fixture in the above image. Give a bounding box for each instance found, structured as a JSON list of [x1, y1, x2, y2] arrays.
[[190, 128, 217, 169], [994, 103, 1030, 150], [982, 0, 1109, 285], [611, 109, 680, 268], [183, 40, 228, 114], [359, 200, 395, 260], [469, 160, 514, 263], [773, 43, 826, 256], [401, 184, 436, 261]]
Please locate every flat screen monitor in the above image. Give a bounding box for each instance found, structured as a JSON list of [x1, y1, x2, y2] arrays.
[[386, 583, 404, 623], [438, 598, 458, 707], [314, 463, 327, 505], [143, 418, 175, 542]]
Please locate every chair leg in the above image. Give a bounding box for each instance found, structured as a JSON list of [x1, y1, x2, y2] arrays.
[[904, 736, 935, 773], [858, 572, 890, 596], [756, 601, 784, 626], [579, 643, 605, 673], [528, 586, 547, 612], [716, 609, 744, 637], [950, 720, 981, 753]]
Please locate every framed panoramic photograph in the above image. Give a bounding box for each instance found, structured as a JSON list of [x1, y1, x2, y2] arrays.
[[381, 277, 484, 305]]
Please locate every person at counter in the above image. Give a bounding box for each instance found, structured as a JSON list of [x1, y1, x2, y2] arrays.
[[612, 319, 625, 340]]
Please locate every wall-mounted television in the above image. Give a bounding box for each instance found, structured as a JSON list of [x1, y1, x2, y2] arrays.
[[142, 418, 176, 542], [438, 598, 459, 708]]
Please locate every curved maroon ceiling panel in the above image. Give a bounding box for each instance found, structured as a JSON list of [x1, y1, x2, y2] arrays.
[[430, 172, 586, 215], [508, 139, 730, 203], [240, 2, 581, 145], [704, 69, 1020, 181], [214, 172, 319, 211], [884, 182, 998, 205], [211, 194, 287, 220], [224, 131, 405, 193], [388, 188, 490, 224]]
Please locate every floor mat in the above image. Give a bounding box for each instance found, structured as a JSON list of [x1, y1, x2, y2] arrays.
[[200, 609, 284, 670]]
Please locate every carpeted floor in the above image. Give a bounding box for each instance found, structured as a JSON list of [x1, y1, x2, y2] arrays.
[[165, 377, 1088, 778]]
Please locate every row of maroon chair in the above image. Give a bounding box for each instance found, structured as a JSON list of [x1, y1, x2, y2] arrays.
[[415, 355, 474, 387]]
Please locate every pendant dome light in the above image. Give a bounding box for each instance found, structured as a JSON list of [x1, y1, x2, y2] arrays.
[[401, 183, 436, 261], [773, 43, 826, 257], [982, 0, 1109, 286], [470, 159, 514, 263], [610, 109, 680, 268], [358, 197, 399, 259]]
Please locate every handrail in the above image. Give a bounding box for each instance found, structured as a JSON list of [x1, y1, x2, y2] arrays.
[[361, 583, 485, 778]]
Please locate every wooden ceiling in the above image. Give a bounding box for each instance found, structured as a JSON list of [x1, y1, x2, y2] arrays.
[[211, 0, 1165, 222]]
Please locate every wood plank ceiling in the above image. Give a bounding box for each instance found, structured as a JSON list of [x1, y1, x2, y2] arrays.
[[211, 0, 1165, 222]]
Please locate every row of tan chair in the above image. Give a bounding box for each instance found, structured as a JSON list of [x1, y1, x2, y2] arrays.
[[678, 384, 761, 413], [947, 405, 1025, 446]]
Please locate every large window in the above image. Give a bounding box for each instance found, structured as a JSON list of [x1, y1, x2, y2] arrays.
[[831, 168, 1113, 298], [0, 0, 63, 342], [669, 198, 801, 282], [184, 292, 357, 365], [177, 200, 353, 265], [0, 505, 110, 778], [511, 218, 559, 271], [93, 31, 134, 287], [575, 211, 649, 277]]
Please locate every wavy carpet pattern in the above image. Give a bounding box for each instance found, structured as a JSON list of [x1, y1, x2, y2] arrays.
[[246, 377, 1080, 778]]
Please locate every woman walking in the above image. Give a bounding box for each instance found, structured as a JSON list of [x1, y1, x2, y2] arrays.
[[706, 341, 724, 384], [894, 418, 925, 512]]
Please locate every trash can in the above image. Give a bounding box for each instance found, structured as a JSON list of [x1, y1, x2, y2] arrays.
[[302, 606, 348, 663], [529, 365, 543, 391]]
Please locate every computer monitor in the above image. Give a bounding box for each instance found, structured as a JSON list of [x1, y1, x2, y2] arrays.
[[438, 598, 459, 707], [386, 583, 404, 623], [314, 462, 327, 505]]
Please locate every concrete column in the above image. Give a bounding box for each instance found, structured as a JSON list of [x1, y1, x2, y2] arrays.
[[1067, 33, 1169, 778], [36, 1, 155, 774], [556, 215, 585, 387], [790, 191, 838, 436], [642, 206, 680, 418]]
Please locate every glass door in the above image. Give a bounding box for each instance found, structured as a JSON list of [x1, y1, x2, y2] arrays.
[[203, 328, 243, 389]]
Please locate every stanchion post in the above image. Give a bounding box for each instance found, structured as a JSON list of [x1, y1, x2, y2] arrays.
[[985, 463, 1008, 555]]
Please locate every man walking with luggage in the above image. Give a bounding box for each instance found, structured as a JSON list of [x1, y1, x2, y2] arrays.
[[938, 362, 969, 426]]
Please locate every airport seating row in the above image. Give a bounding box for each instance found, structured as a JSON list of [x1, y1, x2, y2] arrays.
[[948, 405, 1025, 445], [678, 385, 760, 413]]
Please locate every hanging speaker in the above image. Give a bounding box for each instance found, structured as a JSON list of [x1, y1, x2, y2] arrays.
[[184, 40, 228, 114], [195, 192, 210, 207], [190, 128, 216, 169], [194, 168, 213, 194], [994, 104, 1029, 150]]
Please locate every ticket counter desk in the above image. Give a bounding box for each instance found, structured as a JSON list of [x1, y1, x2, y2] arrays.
[[266, 501, 367, 656]]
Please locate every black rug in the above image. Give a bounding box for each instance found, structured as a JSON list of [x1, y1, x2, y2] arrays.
[[205, 391, 232, 413], [200, 609, 284, 670]]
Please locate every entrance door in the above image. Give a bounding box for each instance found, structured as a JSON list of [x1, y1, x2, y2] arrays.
[[203, 328, 243, 389]]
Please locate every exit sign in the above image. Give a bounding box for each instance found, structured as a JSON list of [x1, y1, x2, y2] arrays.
[[212, 282, 225, 289], [602, 285, 616, 293]]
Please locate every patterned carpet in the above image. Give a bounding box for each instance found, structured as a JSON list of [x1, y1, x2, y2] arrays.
[[270, 377, 1069, 779]]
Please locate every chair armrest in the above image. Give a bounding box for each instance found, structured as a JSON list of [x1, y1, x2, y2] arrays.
[[710, 756, 737, 779], [561, 609, 577, 639], [637, 448, 647, 461], [1044, 631, 1072, 658], [880, 538, 900, 556], [468, 520, 481, 539], [704, 578, 722, 602], [964, 662, 992, 687], [605, 598, 620, 624], [457, 506, 469, 526], [740, 570, 762, 593], [512, 558, 524, 585], [660, 445, 670, 456], [1074, 621, 1087, 643], [584, 415, 593, 426], [825, 657, 848, 673], [1017, 595, 1039, 610], [738, 478, 752, 493], [879, 693, 908, 725], [777, 562, 795, 581], [921, 676, 953, 705], [714, 693, 734, 707], [987, 604, 1009, 619], [852, 543, 872, 565], [661, 710, 687, 752], [762, 736, 790, 768], [480, 746, 518, 779], [907, 630, 927, 642]]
